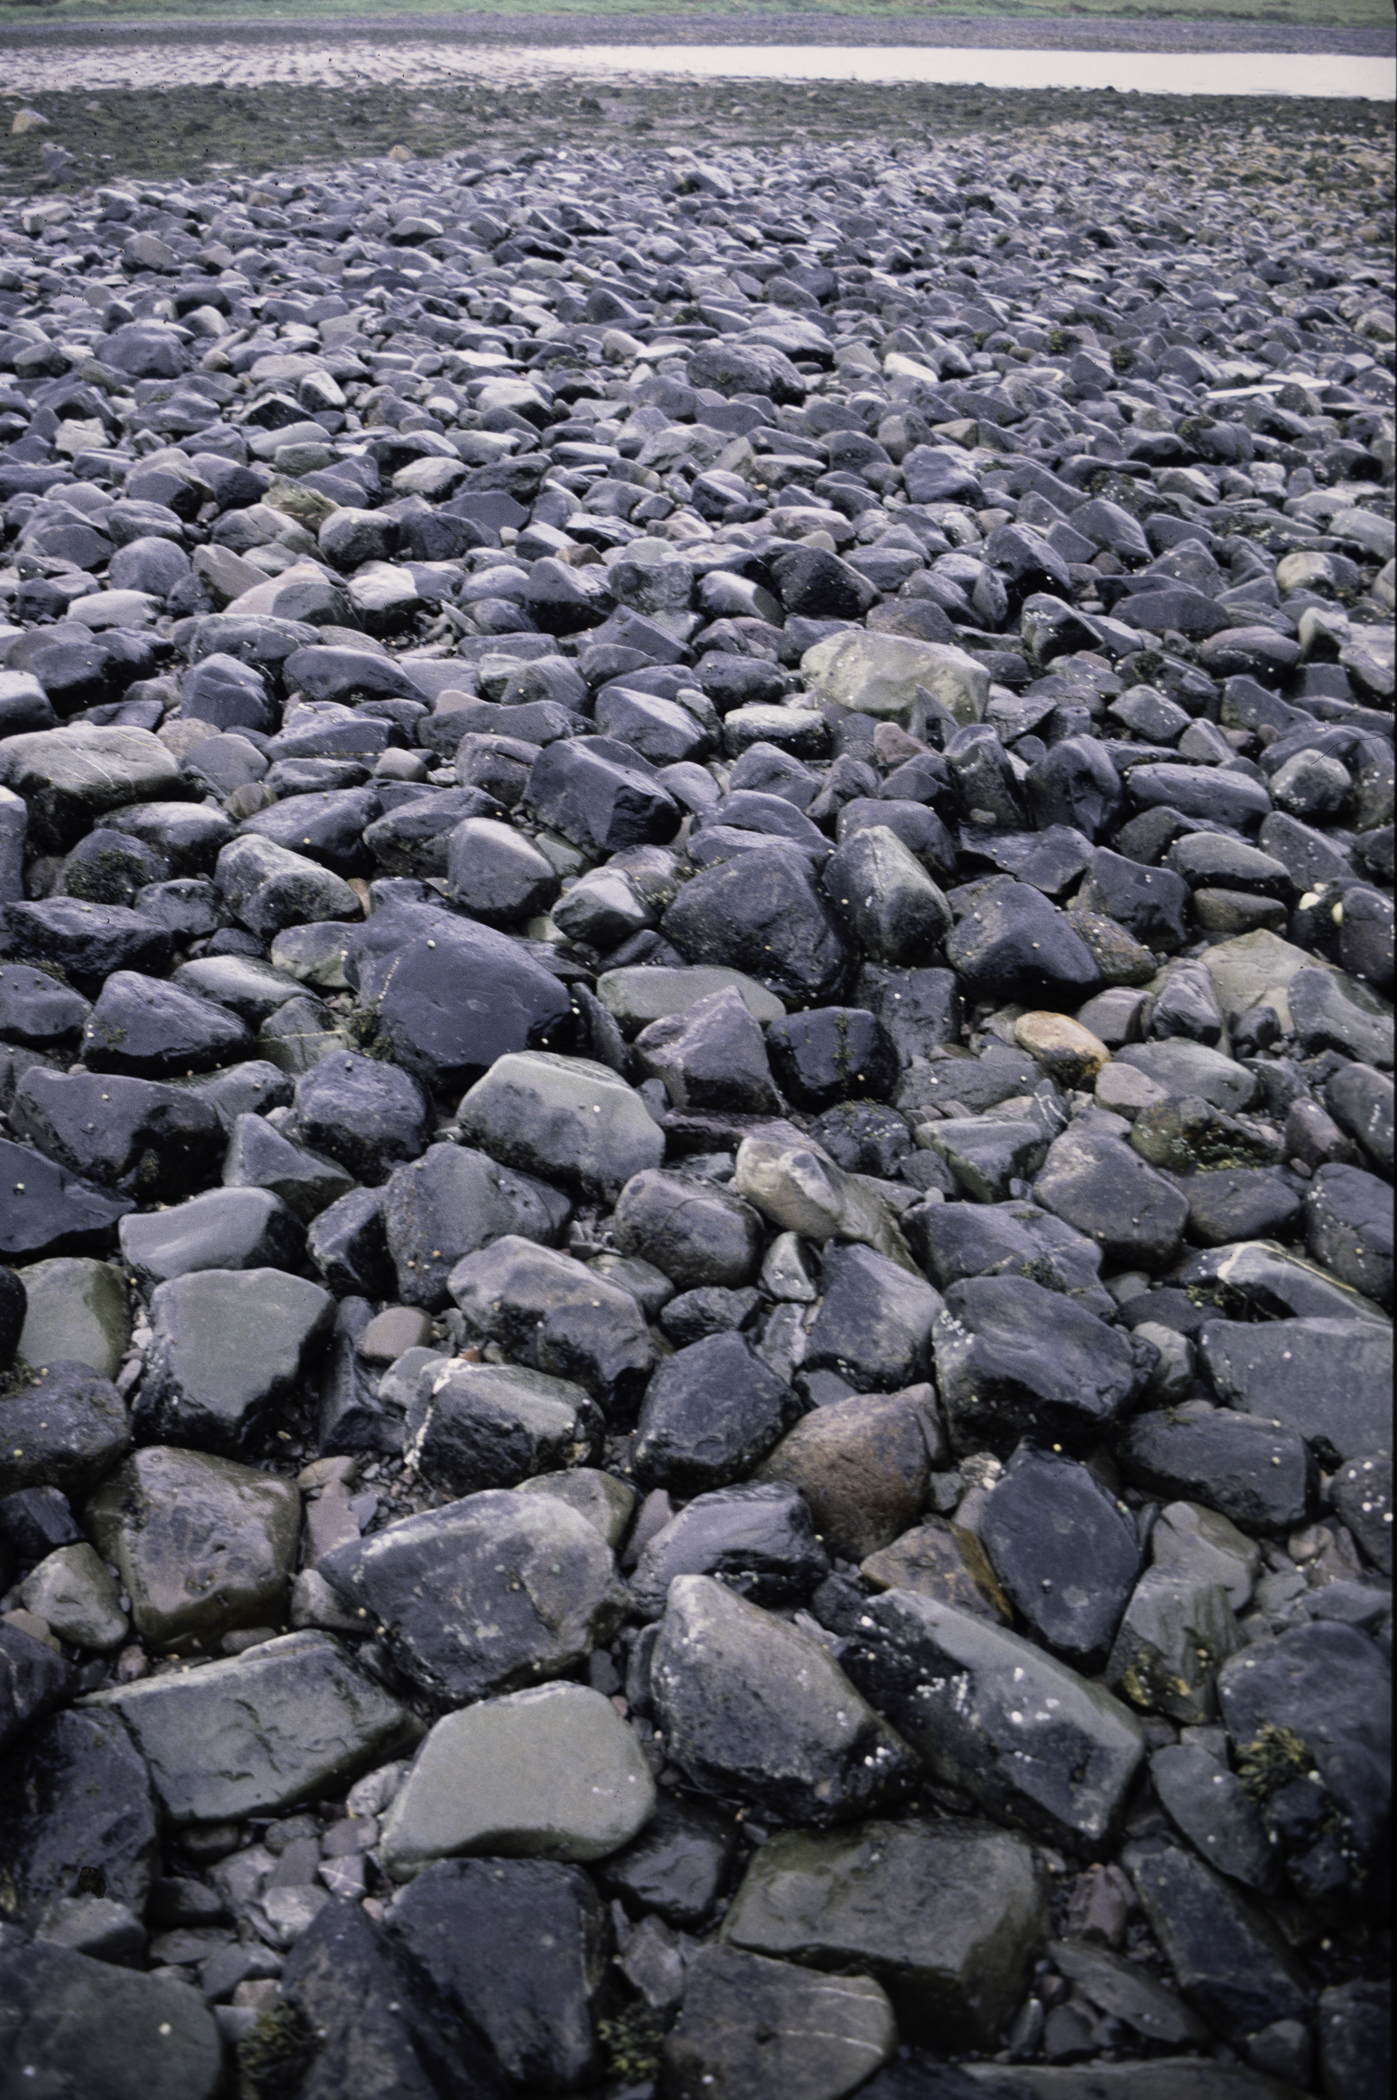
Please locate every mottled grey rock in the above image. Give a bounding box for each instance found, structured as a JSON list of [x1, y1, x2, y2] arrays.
[[651, 1575, 914, 1824], [1105, 1566, 1242, 1725], [723, 1818, 1046, 2048], [87, 1444, 299, 1647], [457, 1050, 663, 1202], [135, 1265, 334, 1453], [319, 1487, 626, 1704], [834, 1588, 1145, 1851], [664, 1942, 897, 2100], [87, 1630, 416, 1822]]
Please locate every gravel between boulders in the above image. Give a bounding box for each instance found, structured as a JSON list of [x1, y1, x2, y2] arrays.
[[0, 71, 1392, 2100]]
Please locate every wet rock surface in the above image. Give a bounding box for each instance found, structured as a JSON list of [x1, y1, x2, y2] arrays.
[[0, 51, 1390, 2100]]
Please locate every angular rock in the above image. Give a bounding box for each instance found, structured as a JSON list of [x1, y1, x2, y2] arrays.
[[803, 1242, 943, 1390], [383, 1142, 570, 1311], [0, 1708, 157, 1929], [88, 1630, 416, 1821], [664, 844, 851, 1006], [980, 1443, 1141, 1670], [0, 1135, 134, 1262], [10, 1068, 222, 1199], [633, 1330, 804, 1494], [1106, 1566, 1242, 1726], [630, 1481, 829, 1619], [135, 1266, 334, 1454], [1218, 1621, 1391, 1912], [449, 1236, 655, 1409], [933, 1275, 1145, 1456], [1034, 1126, 1190, 1269], [0, 1929, 222, 2100], [457, 1050, 662, 1203], [1127, 1844, 1311, 2041], [389, 1859, 607, 2090], [834, 1588, 1146, 1851], [118, 1185, 303, 1284], [1118, 1405, 1314, 1536], [612, 1168, 763, 1289], [87, 1444, 300, 1647], [319, 1488, 626, 1704], [290, 1047, 428, 1186], [405, 1359, 600, 1496], [723, 1818, 1046, 2049], [1199, 1317, 1392, 1465], [651, 1575, 915, 1824]]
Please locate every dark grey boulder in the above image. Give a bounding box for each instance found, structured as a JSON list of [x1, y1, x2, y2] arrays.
[[1218, 1620, 1391, 1913], [0, 1709, 157, 1931], [135, 1265, 334, 1454], [383, 1142, 570, 1311], [634, 985, 782, 1115], [1118, 1404, 1314, 1535], [0, 1621, 69, 1757], [651, 1575, 915, 1825], [405, 1360, 600, 1496], [0, 1134, 134, 1262], [612, 1168, 764, 1290], [278, 1891, 507, 2100], [346, 904, 571, 1093], [804, 1242, 943, 1392], [766, 1006, 898, 1110], [933, 1274, 1145, 1456], [10, 1068, 222, 1198], [118, 1185, 303, 1284], [633, 1331, 804, 1494], [319, 1488, 627, 1704], [945, 876, 1100, 1003], [1199, 1317, 1392, 1465], [833, 1587, 1145, 1852], [450, 1235, 655, 1410], [722, 1817, 1046, 2050], [0, 1928, 223, 2100], [1034, 1126, 1190, 1269], [664, 843, 852, 1006], [389, 1859, 606, 2091], [87, 1630, 416, 1823], [980, 1442, 1141, 1670], [1126, 1843, 1311, 2041], [0, 1361, 129, 1500], [630, 1480, 830, 1618]]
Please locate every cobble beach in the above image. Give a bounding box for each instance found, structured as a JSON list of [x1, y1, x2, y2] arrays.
[[0, 14, 1391, 2100]]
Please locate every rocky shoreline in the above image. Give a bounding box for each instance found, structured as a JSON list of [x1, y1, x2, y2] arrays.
[[0, 73, 1392, 2100]]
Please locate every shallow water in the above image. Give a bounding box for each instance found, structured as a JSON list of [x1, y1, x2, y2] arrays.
[[493, 42, 1397, 101], [2, 36, 1393, 100]]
